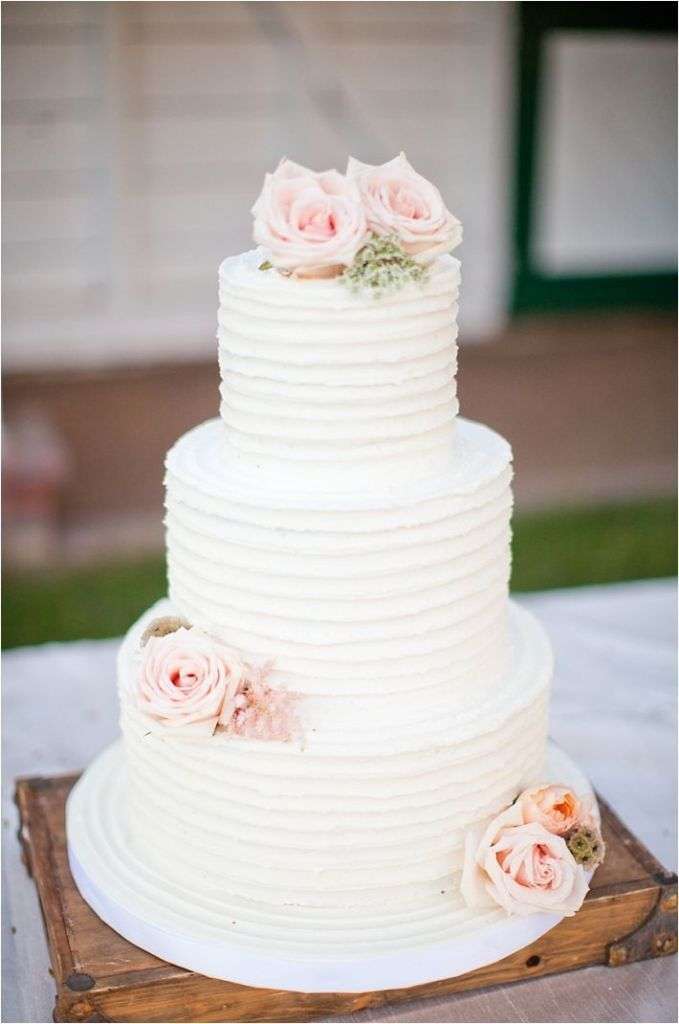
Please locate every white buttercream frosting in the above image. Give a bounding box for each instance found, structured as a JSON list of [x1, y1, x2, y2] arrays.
[[119, 598, 550, 916], [114, 241, 555, 942], [217, 249, 460, 487], [164, 417, 514, 703]]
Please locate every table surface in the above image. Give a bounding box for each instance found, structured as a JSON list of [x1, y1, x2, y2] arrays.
[[2, 579, 677, 1024]]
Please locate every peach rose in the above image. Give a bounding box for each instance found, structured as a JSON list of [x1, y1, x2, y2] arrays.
[[461, 802, 589, 917], [138, 627, 244, 734], [252, 158, 368, 277], [347, 152, 462, 262], [519, 785, 582, 836]]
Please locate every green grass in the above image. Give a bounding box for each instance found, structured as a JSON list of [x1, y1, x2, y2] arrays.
[[3, 557, 167, 651], [2, 499, 676, 650], [511, 499, 677, 592]]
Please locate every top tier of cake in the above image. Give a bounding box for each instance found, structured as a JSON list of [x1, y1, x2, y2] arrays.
[[217, 249, 460, 489]]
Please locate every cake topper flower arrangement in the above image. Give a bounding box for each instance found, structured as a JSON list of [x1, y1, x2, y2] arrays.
[[461, 783, 605, 918], [252, 153, 462, 296], [136, 616, 299, 742]]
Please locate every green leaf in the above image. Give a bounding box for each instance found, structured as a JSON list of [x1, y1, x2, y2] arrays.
[[258, 260, 273, 271]]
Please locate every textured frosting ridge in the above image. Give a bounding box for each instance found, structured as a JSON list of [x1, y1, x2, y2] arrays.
[[165, 417, 514, 705], [119, 599, 550, 919], [217, 249, 460, 485], [116, 241, 555, 943]]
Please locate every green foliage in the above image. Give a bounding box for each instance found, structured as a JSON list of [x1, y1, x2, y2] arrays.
[[342, 234, 428, 297], [2, 499, 676, 650]]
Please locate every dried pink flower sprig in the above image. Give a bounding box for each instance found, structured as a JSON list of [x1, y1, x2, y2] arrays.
[[220, 659, 299, 743], [137, 619, 298, 742], [461, 783, 604, 918]]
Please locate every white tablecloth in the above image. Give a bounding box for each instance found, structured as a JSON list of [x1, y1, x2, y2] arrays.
[[2, 579, 677, 1023]]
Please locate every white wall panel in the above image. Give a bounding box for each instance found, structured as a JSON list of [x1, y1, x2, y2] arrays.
[[2, 2, 98, 26], [2, 120, 102, 172], [2, 43, 100, 100], [135, 44, 281, 95], [535, 33, 677, 275], [137, 115, 289, 166], [3, 1, 515, 371], [3, 197, 100, 243]]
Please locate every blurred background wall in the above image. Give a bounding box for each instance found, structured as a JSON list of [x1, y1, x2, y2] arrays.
[[2, 2, 676, 639]]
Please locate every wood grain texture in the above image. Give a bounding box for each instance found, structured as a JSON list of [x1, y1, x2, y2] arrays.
[[14, 774, 677, 1024]]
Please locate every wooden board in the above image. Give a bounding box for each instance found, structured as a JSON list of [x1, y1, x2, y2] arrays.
[[15, 774, 677, 1024]]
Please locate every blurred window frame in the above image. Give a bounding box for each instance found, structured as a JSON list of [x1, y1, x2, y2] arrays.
[[512, 1, 677, 314]]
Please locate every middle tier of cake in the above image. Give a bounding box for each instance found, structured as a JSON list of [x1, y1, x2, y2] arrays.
[[164, 415, 513, 712]]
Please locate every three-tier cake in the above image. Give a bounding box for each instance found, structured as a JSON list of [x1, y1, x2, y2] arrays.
[[68, 154, 602, 989]]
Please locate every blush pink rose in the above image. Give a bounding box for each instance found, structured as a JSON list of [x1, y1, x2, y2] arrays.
[[252, 158, 368, 277], [347, 152, 462, 262], [138, 627, 244, 734], [220, 661, 298, 742], [461, 801, 589, 917], [519, 785, 583, 836]]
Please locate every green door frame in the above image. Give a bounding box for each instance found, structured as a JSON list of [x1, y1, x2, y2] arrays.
[[512, 2, 677, 313]]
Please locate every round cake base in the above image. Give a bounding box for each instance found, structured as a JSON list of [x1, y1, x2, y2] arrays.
[[67, 741, 594, 993]]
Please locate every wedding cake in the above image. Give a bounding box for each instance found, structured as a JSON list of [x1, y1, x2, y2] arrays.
[[70, 155, 603, 981]]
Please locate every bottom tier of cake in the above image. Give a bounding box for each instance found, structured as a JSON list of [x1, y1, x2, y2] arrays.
[[115, 598, 552, 936], [67, 741, 596, 989]]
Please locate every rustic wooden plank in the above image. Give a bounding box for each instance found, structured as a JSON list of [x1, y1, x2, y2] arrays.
[[14, 778, 78, 991], [14, 772, 677, 1024]]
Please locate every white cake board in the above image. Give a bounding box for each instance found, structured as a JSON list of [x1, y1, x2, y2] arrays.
[[67, 741, 595, 994]]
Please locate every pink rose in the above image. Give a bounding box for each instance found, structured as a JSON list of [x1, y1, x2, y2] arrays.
[[138, 627, 244, 734], [461, 802, 589, 918], [221, 661, 298, 743], [519, 785, 582, 836], [347, 152, 462, 262], [252, 158, 368, 277]]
